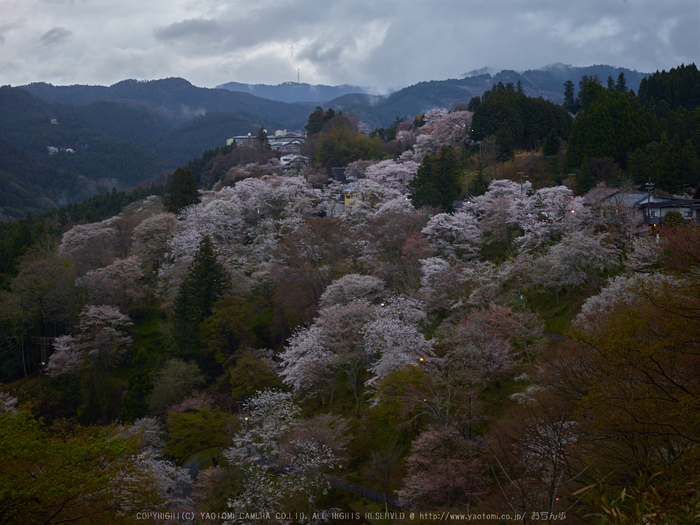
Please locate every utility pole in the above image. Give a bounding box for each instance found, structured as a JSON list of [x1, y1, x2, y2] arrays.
[[517, 171, 528, 193], [465, 171, 469, 203], [645, 177, 654, 226]]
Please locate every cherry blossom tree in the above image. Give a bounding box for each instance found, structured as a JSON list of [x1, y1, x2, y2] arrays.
[[281, 439, 341, 511], [118, 417, 194, 514], [318, 274, 386, 308], [424, 108, 448, 126], [374, 196, 416, 216], [397, 426, 486, 511], [419, 257, 465, 311], [440, 305, 520, 387], [422, 211, 482, 260], [468, 179, 533, 248], [365, 159, 420, 193], [279, 324, 334, 394], [131, 212, 180, 268], [624, 236, 663, 272], [76, 255, 146, 314], [59, 221, 116, 256], [224, 174, 320, 222], [167, 195, 246, 262], [46, 305, 133, 377], [487, 390, 585, 520], [44, 335, 81, 376], [225, 464, 282, 524], [537, 230, 621, 290], [244, 216, 304, 263], [225, 389, 301, 464], [515, 186, 588, 252], [325, 178, 403, 225], [0, 392, 18, 414], [408, 133, 441, 161], [431, 110, 474, 149], [573, 273, 677, 332], [362, 296, 434, 387], [58, 221, 117, 272], [280, 300, 377, 412], [461, 260, 515, 307]]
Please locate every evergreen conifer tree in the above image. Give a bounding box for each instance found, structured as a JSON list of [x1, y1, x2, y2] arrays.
[[119, 349, 153, 422], [563, 80, 578, 114], [615, 72, 628, 93], [577, 156, 595, 194], [409, 146, 462, 211], [164, 167, 200, 214], [174, 236, 230, 353], [543, 129, 561, 156]]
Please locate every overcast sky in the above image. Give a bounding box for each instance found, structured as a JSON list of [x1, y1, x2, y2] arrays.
[[1, 0, 698, 93]]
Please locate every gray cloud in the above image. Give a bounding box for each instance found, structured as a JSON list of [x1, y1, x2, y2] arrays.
[[0, 0, 697, 90], [154, 18, 222, 42], [39, 26, 72, 46]]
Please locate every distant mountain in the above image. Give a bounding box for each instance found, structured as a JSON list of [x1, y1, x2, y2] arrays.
[[0, 84, 297, 216], [21, 78, 311, 129], [457, 64, 649, 101], [323, 64, 650, 128], [216, 81, 367, 104], [0, 87, 173, 184]]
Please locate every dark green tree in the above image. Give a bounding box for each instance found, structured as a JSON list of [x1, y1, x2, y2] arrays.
[[577, 156, 595, 194], [663, 210, 685, 228], [409, 146, 462, 212], [467, 96, 481, 113], [615, 72, 628, 93], [542, 129, 561, 156], [314, 115, 385, 169], [174, 236, 230, 353], [164, 167, 200, 214], [566, 86, 648, 169], [305, 107, 337, 135], [563, 80, 578, 114], [638, 64, 700, 111], [469, 161, 488, 198], [496, 124, 515, 162], [164, 406, 231, 466], [119, 349, 153, 422], [607, 75, 616, 94], [257, 126, 270, 149], [577, 75, 602, 111]]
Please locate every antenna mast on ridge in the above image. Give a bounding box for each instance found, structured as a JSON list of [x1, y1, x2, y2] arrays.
[[297, 69, 300, 84]]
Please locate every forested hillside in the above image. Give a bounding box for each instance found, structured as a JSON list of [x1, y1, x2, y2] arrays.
[[1, 64, 699, 524], [22, 78, 311, 128], [0, 86, 286, 216], [3, 66, 700, 523]]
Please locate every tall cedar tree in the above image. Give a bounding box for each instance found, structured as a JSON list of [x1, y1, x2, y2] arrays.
[[164, 167, 200, 214], [566, 80, 648, 169], [120, 349, 153, 422], [409, 146, 461, 212], [174, 236, 230, 353], [543, 129, 561, 156]]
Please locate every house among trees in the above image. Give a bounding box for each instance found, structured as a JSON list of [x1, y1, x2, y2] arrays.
[[279, 154, 309, 172], [226, 129, 306, 152], [226, 133, 258, 147], [639, 198, 700, 224]]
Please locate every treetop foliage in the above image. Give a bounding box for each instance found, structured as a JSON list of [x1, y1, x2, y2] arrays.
[[164, 167, 200, 214]]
